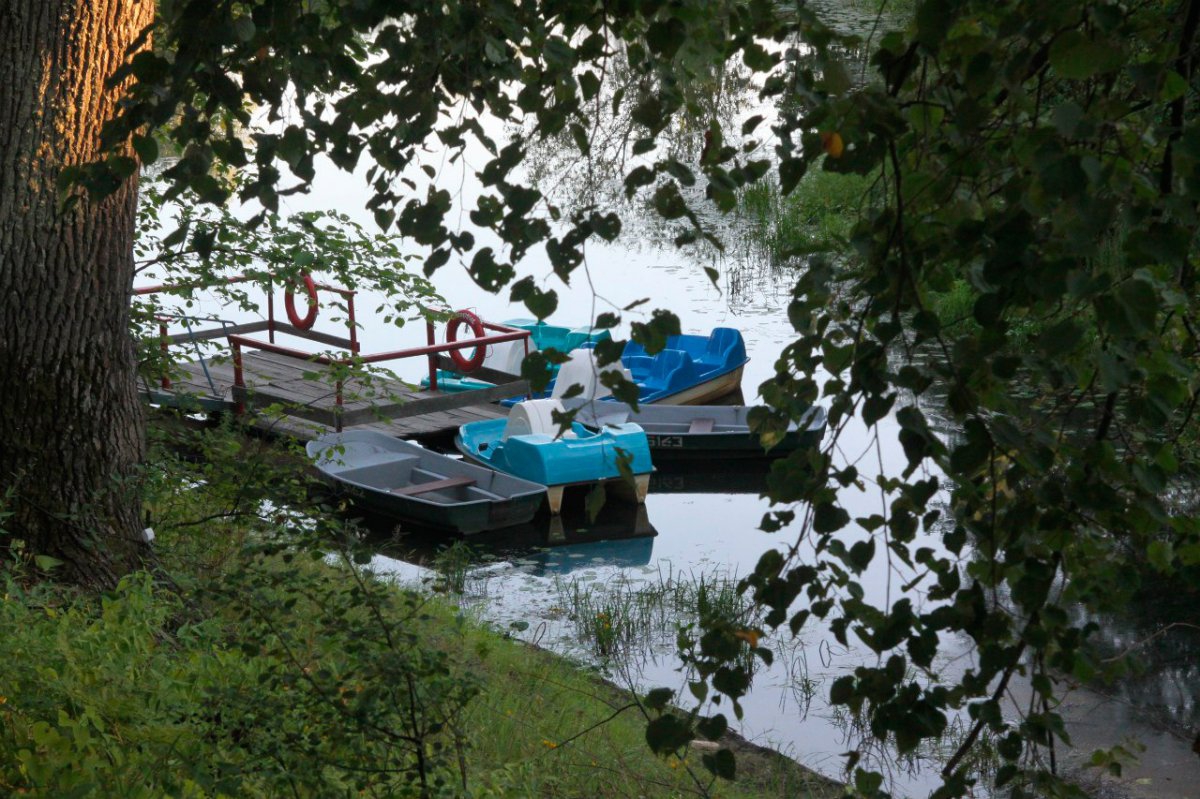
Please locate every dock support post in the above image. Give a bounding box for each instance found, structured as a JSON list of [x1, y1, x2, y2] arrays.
[[267, 283, 275, 344], [232, 341, 245, 416], [335, 379, 344, 432], [426, 319, 438, 392], [159, 321, 171, 389]]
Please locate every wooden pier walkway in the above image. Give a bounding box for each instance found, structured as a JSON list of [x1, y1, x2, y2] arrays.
[[134, 278, 537, 443], [154, 351, 524, 442]]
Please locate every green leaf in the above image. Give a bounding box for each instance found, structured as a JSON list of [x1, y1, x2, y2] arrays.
[[702, 748, 737, 781], [520, 351, 556, 392], [578, 70, 601, 101], [509, 276, 558, 320], [813, 502, 849, 533], [132, 134, 159, 164], [1049, 32, 1123, 80], [644, 687, 675, 710], [569, 123, 590, 156], [646, 18, 685, 59], [584, 482, 606, 522], [696, 713, 727, 741], [652, 182, 689, 220], [645, 715, 693, 755], [779, 158, 807, 195], [630, 309, 680, 354], [1160, 70, 1188, 102], [232, 14, 255, 42], [1146, 540, 1173, 573], [34, 555, 64, 571]]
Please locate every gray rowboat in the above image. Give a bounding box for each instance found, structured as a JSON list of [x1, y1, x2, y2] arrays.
[[307, 431, 545, 534]]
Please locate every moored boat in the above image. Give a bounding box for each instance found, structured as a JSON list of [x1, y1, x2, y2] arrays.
[[424, 318, 611, 392], [455, 400, 653, 514], [508, 327, 750, 406], [307, 431, 545, 534], [570, 401, 826, 459]]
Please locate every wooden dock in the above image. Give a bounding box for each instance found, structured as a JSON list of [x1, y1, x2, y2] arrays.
[[149, 350, 524, 442]]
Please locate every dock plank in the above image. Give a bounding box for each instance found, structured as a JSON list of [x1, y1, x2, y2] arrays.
[[157, 351, 509, 442]]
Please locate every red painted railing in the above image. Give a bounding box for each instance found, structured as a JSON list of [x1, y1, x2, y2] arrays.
[[135, 274, 531, 431], [227, 317, 530, 429]]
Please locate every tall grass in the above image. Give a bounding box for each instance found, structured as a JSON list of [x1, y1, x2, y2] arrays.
[[557, 566, 760, 665]]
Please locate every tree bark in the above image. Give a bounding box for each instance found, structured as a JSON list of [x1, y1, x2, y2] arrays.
[[0, 0, 155, 588]]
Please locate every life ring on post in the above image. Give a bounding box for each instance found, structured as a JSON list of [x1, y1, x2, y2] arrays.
[[447, 309, 487, 372], [284, 274, 319, 330]]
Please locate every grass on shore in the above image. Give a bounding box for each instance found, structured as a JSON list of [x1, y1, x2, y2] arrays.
[[0, 424, 840, 798]]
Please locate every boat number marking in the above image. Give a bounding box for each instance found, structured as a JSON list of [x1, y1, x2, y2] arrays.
[[646, 435, 684, 448]]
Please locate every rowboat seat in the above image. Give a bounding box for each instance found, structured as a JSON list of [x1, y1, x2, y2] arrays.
[[391, 475, 476, 496], [688, 417, 716, 434]]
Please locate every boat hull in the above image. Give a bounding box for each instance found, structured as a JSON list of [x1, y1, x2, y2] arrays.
[[321, 477, 544, 532], [308, 432, 545, 535], [455, 417, 653, 514], [650, 364, 745, 406], [642, 427, 823, 459], [572, 401, 827, 460]]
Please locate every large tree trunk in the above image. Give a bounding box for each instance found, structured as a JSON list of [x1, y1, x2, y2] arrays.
[[0, 0, 156, 588]]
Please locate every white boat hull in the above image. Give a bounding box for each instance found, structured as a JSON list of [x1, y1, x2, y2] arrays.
[[656, 365, 745, 405]]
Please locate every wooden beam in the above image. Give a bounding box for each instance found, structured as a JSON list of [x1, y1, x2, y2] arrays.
[[162, 320, 270, 345], [272, 322, 356, 351], [337, 380, 527, 428], [390, 475, 475, 496]]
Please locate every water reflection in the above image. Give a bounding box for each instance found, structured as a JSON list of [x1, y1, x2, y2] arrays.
[[649, 458, 773, 495], [349, 491, 657, 576], [1086, 590, 1200, 732]]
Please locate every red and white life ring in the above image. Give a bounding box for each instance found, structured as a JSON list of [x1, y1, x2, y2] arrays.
[[446, 309, 486, 372], [285, 274, 319, 330]]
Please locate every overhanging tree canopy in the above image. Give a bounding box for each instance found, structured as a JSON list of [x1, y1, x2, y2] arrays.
[[5, 0, 1200, 795]]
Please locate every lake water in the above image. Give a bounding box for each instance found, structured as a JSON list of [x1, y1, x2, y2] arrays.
[[143, 5, 1200, 793]]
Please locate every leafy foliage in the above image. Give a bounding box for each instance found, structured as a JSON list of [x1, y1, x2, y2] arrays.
[[84, 0, 1200, 794], [132, 175, 446, 407]]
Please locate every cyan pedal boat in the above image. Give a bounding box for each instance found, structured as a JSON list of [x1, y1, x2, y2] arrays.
[[455, 400, 653, 514]]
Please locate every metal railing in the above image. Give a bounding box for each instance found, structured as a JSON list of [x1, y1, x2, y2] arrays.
[[134, 275, 531, 431], [228, 316, 530, 430]]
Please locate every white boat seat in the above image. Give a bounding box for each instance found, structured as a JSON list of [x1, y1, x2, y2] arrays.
[[688, 417, 716, 434], [390, 475, 476, 496], [504, 398, 565, 439]]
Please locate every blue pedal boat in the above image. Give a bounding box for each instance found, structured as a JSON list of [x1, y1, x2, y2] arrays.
[[455, 400, 653, 514], [506, 327, 749, 406], [308, 431, 546, 534]]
